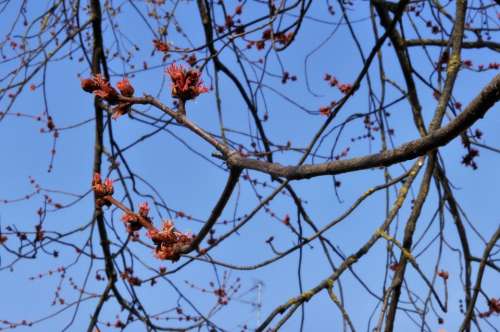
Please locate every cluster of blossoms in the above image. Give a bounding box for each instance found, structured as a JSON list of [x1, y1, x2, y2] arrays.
[[81, 75, 135, 119], [262, 29, 294, 45], [148, 220, 194, 261], [81, 64, 207, 261], [120, 267, 142, 286], [166, 63, 209, 101], [318, 101, 338, 117], [92, 173, 113, 207], [153, 39, 169, 53], [323, 73, 353, 95], [116, 78, 135, 97], [81, 74, 119, 103], [437, 270, 449, 280], [479, 298, 500, 318], [121, 202, 151, 233], [246, 29, 294, 50], [152, 39, 170, 62], [0, 234, 7, 245], [91, 172, 194, 261], [460, 60, 500, 71], [461, 130, 483, 170]]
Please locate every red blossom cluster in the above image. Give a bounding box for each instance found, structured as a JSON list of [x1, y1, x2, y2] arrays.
[[81, 74, 119, 104], [479, 298, 500, 318], [81, 76, 136, 119], [437, 269, 449, 280], [246, 29, 294, 50], [338, 83, 353, 94], [324, 73, 352, 94], [116, 78, 134, 97], [153, 39, 169, 53], [120, 267, 142, 286], [166, 64, 208, 101], [112, 78, 136, 119], [148, 220, 193, 262], [184, 53, 197, 66], [35, 224, 44, 242], [282, 214, 290, 226], [262, 29, 294, 45], [457, 60, 500, 71], [91, 171, 194, 261], [234, 4, 243, 15], [488, 62, 499, 70], [92, 173, 113, 206], [121, 202, 151, 233], [214, 287, 229, 305], [319, 106, 331, 117], [461, 131, 482, 170], [319, 101, 337, 117]]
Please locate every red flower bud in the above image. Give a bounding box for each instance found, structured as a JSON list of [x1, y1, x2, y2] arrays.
[[116, 78, 134, 97]]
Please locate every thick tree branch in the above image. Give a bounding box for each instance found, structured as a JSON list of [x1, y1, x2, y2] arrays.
[[227, 74, 500, 179]]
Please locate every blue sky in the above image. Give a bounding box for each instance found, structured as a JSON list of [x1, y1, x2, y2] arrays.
[[0, 1, 499, 331]]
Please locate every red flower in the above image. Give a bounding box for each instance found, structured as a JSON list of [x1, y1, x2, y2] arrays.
[[149, 220, 194, 261], [319, 106, 331, 117], [262, 29, 272, 40], [139, 202, 150, 217], [489, 298, 500, 313], [116, 78, 134, 97], [438, 269, 449, 280], [479, 298, 500, 318], [93, 75, 119, 103], [256, 40, 265, 50], [81, 78, 98, 93], [92, 173, 114, 197], [122, 213, 142, 233], [81, 75, 119, 104], [338, 83, 352, 94], [111, 103, 131, 120], [234, 4, 243, 15], [275, 32, 294, 45], [166, 64, 208, 100], [121, 202, 152, 233], [153, 39, 169, 53]]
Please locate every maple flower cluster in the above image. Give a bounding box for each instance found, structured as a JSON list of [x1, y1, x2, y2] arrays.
[[479, 298, 500, 318], [81, 75, 135, 119], [121, 202, 151, 233], [323, 73, 353, 95], [81, 74, 119, 104], [148, 220, 194, 262], [91, 173, 194, 262], [166, 63, 208, 101], [116, 78, 135, 97], [437, 269, 449, 280], [92, 173, 113, 207], [121, 267, 142, 286], [153, 39, 169, 53]]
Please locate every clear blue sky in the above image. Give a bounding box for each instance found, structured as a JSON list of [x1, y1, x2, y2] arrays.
[[0, 1, 499, 331]]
